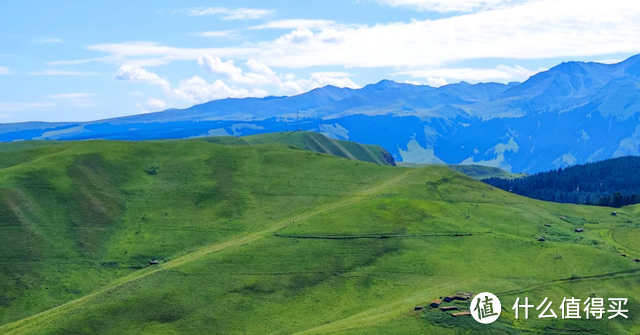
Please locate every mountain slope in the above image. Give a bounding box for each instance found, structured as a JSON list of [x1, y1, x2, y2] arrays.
[[3, 56, 640, 173], [1, 139, 640, 334], [484, 155, 640, 206]]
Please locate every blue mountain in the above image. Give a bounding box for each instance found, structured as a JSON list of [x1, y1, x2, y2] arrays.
[[3, 56, 640, 173]]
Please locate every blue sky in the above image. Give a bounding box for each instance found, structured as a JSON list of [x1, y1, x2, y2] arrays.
[[1, 0, 640, 123]]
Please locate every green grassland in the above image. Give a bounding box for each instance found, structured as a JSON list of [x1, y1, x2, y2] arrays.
[[397, 163, 526, 180], [447, 164, 527, 180], [206, 131, 395, 166], [0, 133, 639, 334]]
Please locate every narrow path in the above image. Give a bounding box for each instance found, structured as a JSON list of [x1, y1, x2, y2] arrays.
[[0, 169, 418, 335]]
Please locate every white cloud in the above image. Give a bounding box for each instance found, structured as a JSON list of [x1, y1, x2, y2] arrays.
[[187, 7, 274, 20], [398, 65, 543, 82], [142, 97, 167, 113], [115, 65, 170, 91], [198, 55, 243, 81], [192, 30, 239, 38], [406, 78, 448, 87], [47, 58, 106, 66], [129, 91, 144, 96], [28, 70, 100, 76], [54, 0, 640, 77], [71, 41, 258, 67], [274, 28, 316, 45], [198, 55, 280, 87], [249, 19, 336, 30], [171, 76, 265, 104], [425, 77, 448, 87], [33, 37, 63, 43], [197, 55, 359, 95], [282, 73, 360, 95], [373, 0, 520, 12], [0, 66, 9, 75], [594, 59, 623, 64]]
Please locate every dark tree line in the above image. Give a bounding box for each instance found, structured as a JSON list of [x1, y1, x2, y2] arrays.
[[483, 156, 640, 208]]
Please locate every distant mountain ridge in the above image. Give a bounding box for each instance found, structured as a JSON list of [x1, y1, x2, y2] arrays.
[[3, 55, 640, 173]]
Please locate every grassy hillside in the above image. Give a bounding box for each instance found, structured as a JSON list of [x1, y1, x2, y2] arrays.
[[448, 164, 527, 180], [0, 138, 639, 334], [206, 131, 395, 166], [398, 163, 525, 180]]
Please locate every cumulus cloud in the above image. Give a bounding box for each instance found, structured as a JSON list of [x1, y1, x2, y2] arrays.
[[142, 97, 167, 113], [275, 28, 315, 45], [198, 55, 279, 87], [187, 7, 274, 20], [198, 56, 244, 81], [425, 77, 448, 87], [171, 76, 266, 104], [115, 65, 170, 91], [282, 73, 360, 95], [118, 56, 359, 104], [197, 55, 359, 94]]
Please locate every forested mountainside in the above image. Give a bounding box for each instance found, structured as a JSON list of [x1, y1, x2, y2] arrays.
[[484, 156, 640, 207]]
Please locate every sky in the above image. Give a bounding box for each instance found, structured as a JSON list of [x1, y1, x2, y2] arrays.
[[1, 0, 640, 123]]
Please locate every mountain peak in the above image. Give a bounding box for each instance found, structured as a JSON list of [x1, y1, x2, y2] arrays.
[[363, 79, 404, 91]]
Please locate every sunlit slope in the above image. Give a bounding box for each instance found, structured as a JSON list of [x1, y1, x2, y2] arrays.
[[0, 138, 400, 327], [397, 163, 526, 180], [240, 131, 395, 166], [1, 139, 640, 334], [447, 164, 526, 180]]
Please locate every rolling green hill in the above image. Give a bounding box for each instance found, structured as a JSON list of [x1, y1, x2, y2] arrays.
[[448, 164, 527, 180], [206, 131, 395, 166], [397, 163, 525, 180], [0, 137, 639, 334]]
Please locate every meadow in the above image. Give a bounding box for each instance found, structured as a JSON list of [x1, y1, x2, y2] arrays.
[[0, 132, 638, 334]]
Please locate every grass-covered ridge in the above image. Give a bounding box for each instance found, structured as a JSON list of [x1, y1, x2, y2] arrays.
[[206, 131, 396, 166], [448, 164, 527, 180], [0, 137, 639, 334]]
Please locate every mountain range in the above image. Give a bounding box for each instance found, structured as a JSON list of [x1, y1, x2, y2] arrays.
[[4, 55, 640, 173]]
